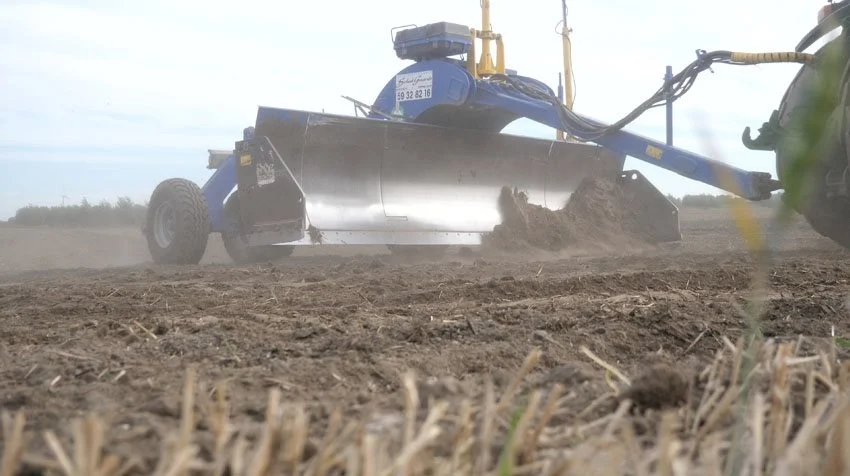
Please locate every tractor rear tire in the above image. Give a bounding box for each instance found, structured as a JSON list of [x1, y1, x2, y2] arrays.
[[775, 35, 850, 250], [221, 192, 295, 264], [145, 178, 210, 265]]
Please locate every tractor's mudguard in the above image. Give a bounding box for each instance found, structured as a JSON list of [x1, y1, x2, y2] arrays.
[[797, 1, 850, 52]]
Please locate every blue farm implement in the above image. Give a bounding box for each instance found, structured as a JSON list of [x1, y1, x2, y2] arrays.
[[144, 1, 850, 264]]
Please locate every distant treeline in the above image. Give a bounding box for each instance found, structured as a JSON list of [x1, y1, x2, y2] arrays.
[[2, 192, 786, 228], [8, 197, 148, 227], [667, 192, 785, 208]]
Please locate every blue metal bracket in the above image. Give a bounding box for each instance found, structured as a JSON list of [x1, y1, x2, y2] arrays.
[[201, 154, 236, 232], [200, 126, 257, 233]]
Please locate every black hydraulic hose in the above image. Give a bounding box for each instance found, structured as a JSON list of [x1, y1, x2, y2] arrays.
[[493, 50, 814, 142]]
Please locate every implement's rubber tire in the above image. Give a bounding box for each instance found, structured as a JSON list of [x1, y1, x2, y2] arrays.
[[221, 192, 295, 264], [775, 36, 850, 250], [145, 178, 210, 265]]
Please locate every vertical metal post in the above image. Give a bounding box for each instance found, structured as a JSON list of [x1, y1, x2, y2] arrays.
[[560, 0, 574, 110], [557, 72, 564, 103], [664, 65, 673, 146]]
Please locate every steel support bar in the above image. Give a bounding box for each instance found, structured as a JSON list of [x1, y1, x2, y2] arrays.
[[665, 65, 673, 146], [590, 123, 779, 200], [474, 79, 781, 200]]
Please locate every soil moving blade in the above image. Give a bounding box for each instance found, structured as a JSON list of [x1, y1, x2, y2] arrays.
[[237, 108, 679, 246]]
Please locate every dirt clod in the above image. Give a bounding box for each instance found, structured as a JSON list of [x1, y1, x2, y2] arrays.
[[543, 363, 592, 386], [619, 363, 691, 411], [483, 177, 651, 253]]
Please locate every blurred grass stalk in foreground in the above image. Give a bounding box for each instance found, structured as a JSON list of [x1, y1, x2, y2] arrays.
[[699, 36, 849, 474]]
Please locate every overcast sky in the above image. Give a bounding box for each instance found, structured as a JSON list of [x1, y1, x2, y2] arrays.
[[0, 0, 834, 219]]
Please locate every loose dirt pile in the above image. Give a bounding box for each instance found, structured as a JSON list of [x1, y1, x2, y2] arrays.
[[483, 176, 651, 253]]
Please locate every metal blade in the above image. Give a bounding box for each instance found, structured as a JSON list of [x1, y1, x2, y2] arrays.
[[247, 107, 674, 246]]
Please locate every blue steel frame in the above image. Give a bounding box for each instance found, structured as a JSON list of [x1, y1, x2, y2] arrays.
[[201, 154, 234, 232], [200, 40, 782, 233], [369, 58, 779, 201], [201, 126, 255, 233]]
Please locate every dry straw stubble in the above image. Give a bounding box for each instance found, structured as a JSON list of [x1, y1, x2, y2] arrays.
[[1, 336, 849, 475]]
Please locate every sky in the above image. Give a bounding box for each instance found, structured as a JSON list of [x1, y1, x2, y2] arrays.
[[0, 0, 837, 220]]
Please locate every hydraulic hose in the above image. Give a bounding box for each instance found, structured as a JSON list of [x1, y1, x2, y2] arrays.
[[496, 49, 815, 142], [729, 51, 815, 64]]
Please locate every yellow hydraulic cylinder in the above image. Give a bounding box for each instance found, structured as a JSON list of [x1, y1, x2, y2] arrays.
[[477, 0, 496, 75], [469, 0, 505, 79]]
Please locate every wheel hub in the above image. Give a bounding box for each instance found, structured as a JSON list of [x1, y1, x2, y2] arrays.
[[153, 202, 176, 249]]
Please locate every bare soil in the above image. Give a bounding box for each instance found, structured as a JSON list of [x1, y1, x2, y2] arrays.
[[484, 177, 649, 253], [1, 206, 849, 471]]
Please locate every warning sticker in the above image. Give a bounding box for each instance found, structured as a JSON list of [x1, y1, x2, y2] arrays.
[[256, 163, 275, 186], [395, 70, 433, 102]]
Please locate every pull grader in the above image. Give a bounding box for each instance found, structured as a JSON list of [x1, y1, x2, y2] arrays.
[[143, 1, 850, 264]]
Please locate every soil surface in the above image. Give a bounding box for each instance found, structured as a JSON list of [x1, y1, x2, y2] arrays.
[[1, 206, 849, 471]]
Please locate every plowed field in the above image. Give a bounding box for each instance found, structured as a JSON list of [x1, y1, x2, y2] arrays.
[[1, 206, 849, 474]]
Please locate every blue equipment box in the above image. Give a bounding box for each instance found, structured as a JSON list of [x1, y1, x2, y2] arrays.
[[394, 22, 473, 60]]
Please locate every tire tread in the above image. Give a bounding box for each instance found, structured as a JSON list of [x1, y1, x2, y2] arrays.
[[146, 178, 210, 265]]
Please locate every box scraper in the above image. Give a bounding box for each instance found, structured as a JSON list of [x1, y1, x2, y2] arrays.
[[144, 1, 836, 264]]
